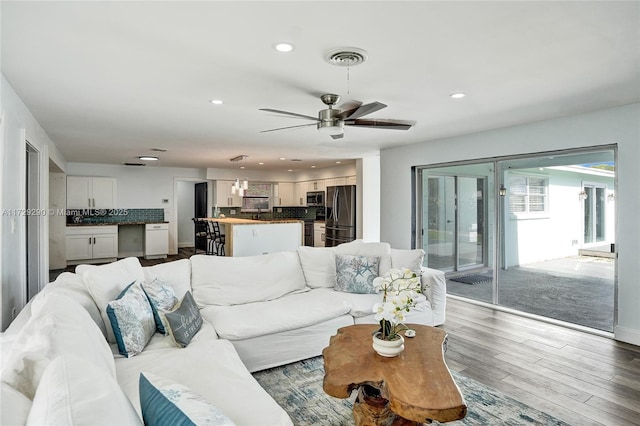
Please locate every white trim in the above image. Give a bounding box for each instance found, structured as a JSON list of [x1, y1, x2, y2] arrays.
[[614, 325, 640, 346]]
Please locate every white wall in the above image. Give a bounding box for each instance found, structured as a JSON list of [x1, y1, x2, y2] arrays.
[[380, 103, 640, 345], [1, 74, 65, 330], [177, 181, 196, 247]]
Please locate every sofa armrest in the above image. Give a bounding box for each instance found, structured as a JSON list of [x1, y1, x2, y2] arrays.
[[420, 267, 446, 326]]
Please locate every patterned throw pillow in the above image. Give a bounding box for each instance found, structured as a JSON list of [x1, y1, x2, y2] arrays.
[[162, 291, 203, 348], [142, 278, 178, 335], [139, 372, 236, 426], [335, 254, 380, 294], [106, 282, 156, 358]]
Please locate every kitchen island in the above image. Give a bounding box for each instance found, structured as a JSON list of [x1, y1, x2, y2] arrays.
[[204, 217, 304, 257]]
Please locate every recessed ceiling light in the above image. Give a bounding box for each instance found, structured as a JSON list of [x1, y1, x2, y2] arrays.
[[287, 169, 293, 172], [449, 93, 466, 99], [274, 43, 294, 53], [240, 166, 245, 169], [335, 161, 341, 164], [311, 165, 316, 168], [209, 99, 223, 105], [138, 156, 159, 161], [279, 157, 286, 160], [258, 162, 264, 165]]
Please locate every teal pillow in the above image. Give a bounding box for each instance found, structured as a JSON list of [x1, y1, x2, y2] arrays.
[[162, 291, 203, 348], [142, 278, 178, 335], [106, 282, 156, 358], [335, 254, 380, 294], [139, 372, 235, 426]]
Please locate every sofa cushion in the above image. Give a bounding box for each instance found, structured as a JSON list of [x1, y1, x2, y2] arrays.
[[191, 252, 307, 306], [115, 339, 292, 425], [0, 292, 116, 399], [77, 257, 145, 343], [26, 356, 142, 425], [140, 372, 235, 426], [143, 259, 192, 298], [335, 240, 392, 276], [297, 246, 336, 288], [142, 278, 178, 334], [391, 248, 425, 274], [107, 282, 156, 358], [1, 383, 31, 425], [335, 254, 380, 294], [162, 291, 203, 348], [36, 272, 108, 338], [200, 289, 352, 340]]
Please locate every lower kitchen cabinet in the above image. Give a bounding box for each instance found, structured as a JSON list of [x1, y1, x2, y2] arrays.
[[66, 226, 118, 263], [314, 222, 325, 247]]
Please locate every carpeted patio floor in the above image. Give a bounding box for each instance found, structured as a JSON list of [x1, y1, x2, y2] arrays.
[[446, 256, 615, 332]]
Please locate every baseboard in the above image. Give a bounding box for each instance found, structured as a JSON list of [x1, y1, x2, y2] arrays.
[[614, 325, 640, 346]]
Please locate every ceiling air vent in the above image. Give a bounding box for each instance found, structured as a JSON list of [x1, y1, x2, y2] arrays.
[[124, 162, 146, 166]]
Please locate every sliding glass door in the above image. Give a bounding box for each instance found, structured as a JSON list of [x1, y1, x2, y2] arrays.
[[416, 147, 616, 332]]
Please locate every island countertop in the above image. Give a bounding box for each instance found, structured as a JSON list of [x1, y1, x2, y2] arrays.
[[204, 218, 303, 225]]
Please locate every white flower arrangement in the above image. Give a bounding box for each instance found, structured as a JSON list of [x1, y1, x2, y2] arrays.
[[372, 268, 424, 341]]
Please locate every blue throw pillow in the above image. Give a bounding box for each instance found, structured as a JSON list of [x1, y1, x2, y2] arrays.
[[335, 254, 380, 294], [139, 372, 236, 426], [106, 282, 156, 357], [142, 278, 178, 335], [162, 291, 203, 348]]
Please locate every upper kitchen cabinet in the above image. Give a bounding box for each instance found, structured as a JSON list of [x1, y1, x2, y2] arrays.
[[308, 180, 326, 192], [215, 180, 243, 207], [294, 182, 307, 205], [67, 176, 117, 209], [274, 182, 294, 206]]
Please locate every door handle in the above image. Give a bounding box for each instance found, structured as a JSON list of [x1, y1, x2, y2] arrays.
[[89, 237, 92, 244], [93, 237, 96, 244]]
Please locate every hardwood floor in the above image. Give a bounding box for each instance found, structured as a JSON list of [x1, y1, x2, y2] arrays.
[[442, 298, 640, 425]]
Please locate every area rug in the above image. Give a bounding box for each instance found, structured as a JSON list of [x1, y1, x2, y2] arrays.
[[449, 273, 493, 285], [252, 356, 569, 426]]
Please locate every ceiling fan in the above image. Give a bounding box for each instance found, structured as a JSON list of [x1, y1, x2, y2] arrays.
[[259, 94, 415, 140]]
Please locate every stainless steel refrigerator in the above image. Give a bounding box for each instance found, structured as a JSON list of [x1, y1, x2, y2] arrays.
[[325, 185, 356, 247]]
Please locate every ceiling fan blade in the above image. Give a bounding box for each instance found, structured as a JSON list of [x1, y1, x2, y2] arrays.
[[340, 101, 387, 120], [260, 123, 318, 133], [335, 101, 363, 119], [330, 133, 344, 140], [345, 119, 415, 130], [259, 108, 319, 121]]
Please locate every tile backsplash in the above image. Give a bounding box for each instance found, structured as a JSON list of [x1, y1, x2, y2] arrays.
[[67, 208, 164, 224], [216, 206, 319, 221]]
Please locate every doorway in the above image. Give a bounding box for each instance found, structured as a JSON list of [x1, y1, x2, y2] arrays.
[[25, 143, 41, 301], [416, 147, 616, 332]]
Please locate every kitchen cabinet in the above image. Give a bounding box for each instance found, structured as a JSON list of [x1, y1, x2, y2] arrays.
[[215, 180, 242, 207], [294, 182, 307, 205], [67, 176, 117, 209], [324, 177, 347, 188], [314, 222, 325, 247], [145, 223, 169, 259], [65, 225, 118, 263], [274, 182, 295, 206], [308, 180, 326, 192]]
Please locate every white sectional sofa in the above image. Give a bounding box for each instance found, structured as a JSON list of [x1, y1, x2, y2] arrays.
[[1, 240, 446, 425]]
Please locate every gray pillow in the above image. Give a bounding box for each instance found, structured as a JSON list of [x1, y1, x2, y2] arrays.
[[335, 254, 380, 294], [162, 292, 203, 348]]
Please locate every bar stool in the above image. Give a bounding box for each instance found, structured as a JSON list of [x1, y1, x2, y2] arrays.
[[210, 221, 225, 256]]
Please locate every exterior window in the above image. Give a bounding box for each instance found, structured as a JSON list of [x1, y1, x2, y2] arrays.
[[508, 175, 547, 214]]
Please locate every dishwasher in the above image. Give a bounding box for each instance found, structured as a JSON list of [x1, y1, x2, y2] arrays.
[[145, 223, 169, 259]]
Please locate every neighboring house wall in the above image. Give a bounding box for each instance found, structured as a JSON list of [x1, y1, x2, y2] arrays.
[[504, 167, 615, 267], [380, 103, 640, 346]]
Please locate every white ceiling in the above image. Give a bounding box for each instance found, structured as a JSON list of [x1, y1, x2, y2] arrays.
[[2, 1, 639, 172]]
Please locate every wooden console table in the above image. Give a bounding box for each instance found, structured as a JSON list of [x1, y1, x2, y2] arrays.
[[322, 324, 467, 425]]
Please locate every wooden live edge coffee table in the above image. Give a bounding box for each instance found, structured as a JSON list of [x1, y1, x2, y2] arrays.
[[322, 324, 467, 425]]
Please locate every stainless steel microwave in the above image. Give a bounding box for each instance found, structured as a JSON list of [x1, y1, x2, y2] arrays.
[[306, 191, 325, 207]]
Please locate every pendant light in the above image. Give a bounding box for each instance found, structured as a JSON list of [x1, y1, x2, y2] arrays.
[[230, 155, 249, 196]]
